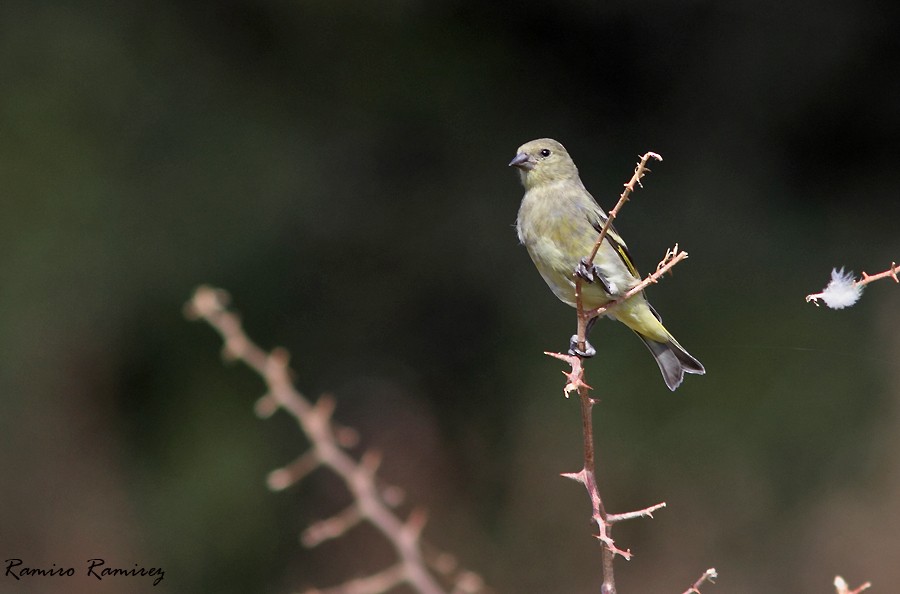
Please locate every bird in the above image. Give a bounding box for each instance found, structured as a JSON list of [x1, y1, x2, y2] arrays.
[[510, 138, 704, 391]]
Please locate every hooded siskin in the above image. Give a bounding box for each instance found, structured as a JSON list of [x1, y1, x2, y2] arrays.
[[510, 138, 704, 391]]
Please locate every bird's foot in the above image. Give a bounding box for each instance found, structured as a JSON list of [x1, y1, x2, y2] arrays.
[[568, 334, 596, 358], [574, 258, 612, 294]]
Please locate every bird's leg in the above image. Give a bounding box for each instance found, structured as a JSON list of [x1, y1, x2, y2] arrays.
[[569, 316, 598, 358], [574, 257, 612, 294]]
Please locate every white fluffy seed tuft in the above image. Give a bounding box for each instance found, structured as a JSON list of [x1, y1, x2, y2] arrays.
[[820, 268, 863, 309]]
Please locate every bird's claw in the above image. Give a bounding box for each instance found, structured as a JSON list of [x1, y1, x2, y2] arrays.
[[568, 334, 596, 358], [574, 258, 612, 294], [574, 257, 597, 282]]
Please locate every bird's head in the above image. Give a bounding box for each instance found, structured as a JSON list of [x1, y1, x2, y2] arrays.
[[508, 138, 579, 189]]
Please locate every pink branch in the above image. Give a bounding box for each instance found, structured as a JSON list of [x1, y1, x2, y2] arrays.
[[588, 244, 688, 320], [587, 152, 664, 267], [858, 261, 899, 287], [681, 568, 718, 594], [834, 576, 872, 594], [573, 152, 663, 353], [806, 261, 898, 305], [546, 152, 711, 593], [186, 286, 483, 594]]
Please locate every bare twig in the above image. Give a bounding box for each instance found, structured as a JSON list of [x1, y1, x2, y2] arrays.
[[300, 564, 406, 594], [588, 244, 689, 320], [858, 261, 900, 286], [607, 502, 667, 523], [544, 351, 591, 398], [186, 286, 482, 594], [547, 151, 707, 594], [806, 261, 898, 307], [586, 151, 663, 268], [834, 576, 872, 594], [301, 504, 365, 547], [681, 568, 717, 594], [574, 152, 663, 354], [549, 348, 668, 594], [547, 244, 689, 575]]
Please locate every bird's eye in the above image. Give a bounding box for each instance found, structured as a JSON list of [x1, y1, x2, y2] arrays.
[[539, 149, 552, 158]]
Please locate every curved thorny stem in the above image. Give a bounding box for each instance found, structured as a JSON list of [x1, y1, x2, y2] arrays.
[[682, 568, 718, 594], [574, 152, 663, 355], [550, 152, 711, 594], [806, 261, 899, 307], [185, 286, 485, 594]]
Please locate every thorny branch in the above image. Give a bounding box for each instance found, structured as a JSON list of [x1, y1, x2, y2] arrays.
[[681, 568, 718, 594], [575, 152, 663, 354], [549, 247, 680, 591], [185, 286, 484, 594], [549, 152, 707, 594], [589, 244, 689, 320], [857, 261, 900, 287], [585, 151, 663, 269], [806, 261, 899, 305], [834, 576, 872, 594]]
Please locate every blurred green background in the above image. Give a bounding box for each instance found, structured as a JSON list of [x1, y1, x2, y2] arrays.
[[2, 1, 899, 593]]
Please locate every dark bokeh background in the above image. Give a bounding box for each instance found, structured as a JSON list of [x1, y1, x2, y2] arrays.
[[2, 1, 899, 593]]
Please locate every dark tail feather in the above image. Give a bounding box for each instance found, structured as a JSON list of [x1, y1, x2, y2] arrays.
[[636, 333, 705, 391]]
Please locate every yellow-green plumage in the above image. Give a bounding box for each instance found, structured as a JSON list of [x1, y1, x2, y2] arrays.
[[511, 138, 704, 390]]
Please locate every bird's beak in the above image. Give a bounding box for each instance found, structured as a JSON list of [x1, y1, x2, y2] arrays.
[[508, 152, 534, 171]]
